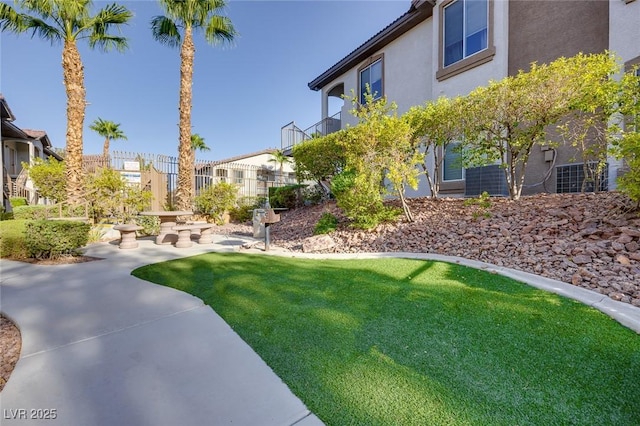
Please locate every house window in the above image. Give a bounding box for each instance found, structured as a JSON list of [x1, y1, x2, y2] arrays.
[[443, 142, 464, 181], [444, 0, 488, 67], [234, 170, 244, 184], [216, 168, 228, 183], [358, 55, 383, 104], [556, 163, 608, 193], [436, 0, 494, 81]]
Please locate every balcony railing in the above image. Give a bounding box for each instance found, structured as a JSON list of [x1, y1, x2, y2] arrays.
[[281, 111, 341, 152]]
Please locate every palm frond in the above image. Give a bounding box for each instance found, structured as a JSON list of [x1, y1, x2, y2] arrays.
[[204, 15, 236, 46], [88, 34, 128, 52], [151, 15, 181, 48], [24, 15, 62, 43], [94, 3, 132, 25], [82, 3, 132, 51], [0, 2, 27, 32]]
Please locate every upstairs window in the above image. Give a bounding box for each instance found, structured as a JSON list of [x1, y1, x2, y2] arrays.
[[444, 0, 488, 67], [359, 56, 383, 105]]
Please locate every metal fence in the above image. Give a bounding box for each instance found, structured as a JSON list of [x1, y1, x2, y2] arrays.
[[281, 111, 341, 153], [83, 151, 297, 209]]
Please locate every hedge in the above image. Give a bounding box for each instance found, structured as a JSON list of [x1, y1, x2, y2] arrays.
[[25, 220, 90, 259], [0, 219, 29, 259]]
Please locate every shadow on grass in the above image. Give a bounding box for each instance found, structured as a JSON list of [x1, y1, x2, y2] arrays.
[[133, 253, 640, 426]]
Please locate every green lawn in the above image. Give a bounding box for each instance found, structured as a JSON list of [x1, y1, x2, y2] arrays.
[[133, 253, 640, 426]]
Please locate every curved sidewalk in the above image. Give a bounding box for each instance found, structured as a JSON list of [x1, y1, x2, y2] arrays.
[[0, 236, 323, 426], [1, 235, 638, 426]]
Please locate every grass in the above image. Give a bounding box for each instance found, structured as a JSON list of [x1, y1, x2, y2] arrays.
[[132, 253, 640, 425]]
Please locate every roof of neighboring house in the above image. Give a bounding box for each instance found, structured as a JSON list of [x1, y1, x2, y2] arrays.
[[0, 96, 64, 161], [195, 148, 279, 170], [0, 93, 16, 121], [308, 0, 435, 91], [23, 128, 63, 160], [23, 129, 52, 148], [1, 120, 30, 139]]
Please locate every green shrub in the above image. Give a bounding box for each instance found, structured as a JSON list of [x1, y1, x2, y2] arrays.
[[617, 133, 640, 206], [25, 220, 90, 259], [194, 182, 238, 225], [134, 215, 160, 236], [0, 207, 14, 221], [12, 205, 48, 220], [314, 212, 338, 235], [0, 219, 29, 259], [269, 184, 306, 209], [23, 157, 66, 203], [86, 168, 153, 223], [331, 169, 398, 229], [9, 197, 27, 207], [464, 191, 493, 220]]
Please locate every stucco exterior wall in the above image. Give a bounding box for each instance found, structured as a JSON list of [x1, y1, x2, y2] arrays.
[[321, 19, 433, 130], [508, 0, 609, 75], [610, 0, 639, 65], [220, 152, 295, 174], [383, 19, 433, 115], [321, 70, 358, 128]]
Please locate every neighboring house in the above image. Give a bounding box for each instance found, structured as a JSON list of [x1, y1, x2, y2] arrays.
[[284, 0, 639, 198], [195, 149, 297, 199], [1, 94, 62, 209]]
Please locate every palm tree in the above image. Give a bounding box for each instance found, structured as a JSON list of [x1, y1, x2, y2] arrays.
[[268, 149, 292, 184], [190, 133, 210, 152], [0, 1, 132, 205], [89, 118, 128, 161], [151, 0, 236, 211]]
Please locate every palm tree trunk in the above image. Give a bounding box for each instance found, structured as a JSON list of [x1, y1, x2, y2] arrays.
[[176, 27, 195, 211], [62, 40, 86, 205], [102, 137, 110, 162]]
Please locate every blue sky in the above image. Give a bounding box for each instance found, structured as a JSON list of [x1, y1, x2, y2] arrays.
[[1, 0, 409, 161]]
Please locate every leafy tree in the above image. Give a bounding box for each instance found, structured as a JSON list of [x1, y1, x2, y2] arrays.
[[151, 0, 236, 211], [0, 0, 133, 205], [555, 53, 621, 192], [194, 181, 237, 224], [191, 133, 210, 152], [86, 168, 152, 223], [22, 157, 66, 203], [339, 90, 422, 224], [614, 67, 640, 206], [89, 117, 128, 160], [461, 57, 583, 200], [268, 149, 292, 184], [292, 130, 346, 189], [405, 96, 465, 198]]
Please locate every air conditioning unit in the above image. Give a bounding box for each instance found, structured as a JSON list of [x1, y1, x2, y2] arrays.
[[464, 165, 509, 197]]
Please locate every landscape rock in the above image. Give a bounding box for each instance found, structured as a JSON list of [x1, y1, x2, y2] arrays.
[[220, 192, 639, 307], [302, 234, 336, 253]]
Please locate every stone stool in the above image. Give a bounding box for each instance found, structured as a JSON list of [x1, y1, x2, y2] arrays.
[[114, 224, 143, 249]]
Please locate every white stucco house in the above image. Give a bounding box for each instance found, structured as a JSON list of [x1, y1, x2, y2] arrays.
[[1, 94, 62, 209], [283, 0, 639, 198], [195, 149, 297, 199]]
